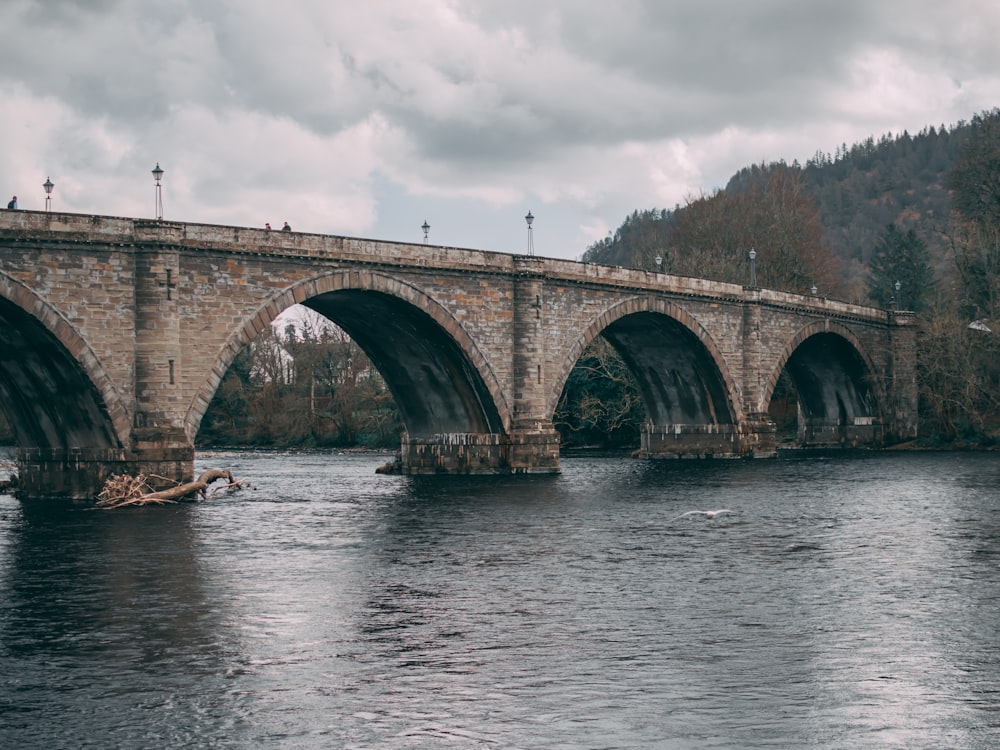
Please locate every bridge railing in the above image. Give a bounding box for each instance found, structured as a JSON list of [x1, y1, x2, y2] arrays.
[[0, 209, 890, 323]]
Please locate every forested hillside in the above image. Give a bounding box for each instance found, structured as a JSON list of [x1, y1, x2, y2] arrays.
[[798, 125, 960, 285], [582, 113, 990, 305]]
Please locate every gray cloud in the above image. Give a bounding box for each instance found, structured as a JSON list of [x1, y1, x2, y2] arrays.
[[1, 0, 998, 256]]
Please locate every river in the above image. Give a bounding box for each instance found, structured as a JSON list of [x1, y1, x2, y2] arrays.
[[0, 449, 998, 749]]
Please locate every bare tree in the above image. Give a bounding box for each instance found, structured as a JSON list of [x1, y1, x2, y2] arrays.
[[666, 163, 841, 294], [554, 337, 644, 447], [917, 293, 1000, 441]]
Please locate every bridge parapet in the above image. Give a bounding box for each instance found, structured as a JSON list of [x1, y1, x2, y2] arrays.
[[2, 211, 886, 321]]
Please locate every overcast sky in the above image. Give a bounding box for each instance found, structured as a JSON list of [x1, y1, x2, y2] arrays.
[[2, 1, 998, 260]]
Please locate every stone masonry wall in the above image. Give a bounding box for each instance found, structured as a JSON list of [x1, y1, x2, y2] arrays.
[[0, 211, 909, 472]]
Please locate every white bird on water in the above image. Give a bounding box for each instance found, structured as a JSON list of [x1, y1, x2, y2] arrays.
[[674, 509, 733, 520]]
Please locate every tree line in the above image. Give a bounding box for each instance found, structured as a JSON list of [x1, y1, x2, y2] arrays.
[[197, 311, 401, 448]]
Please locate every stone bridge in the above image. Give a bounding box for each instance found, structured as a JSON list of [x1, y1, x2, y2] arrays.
[[0, 210, 917, 499]]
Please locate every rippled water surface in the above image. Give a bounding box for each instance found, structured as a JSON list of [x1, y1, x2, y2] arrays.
[[1, 450, 999, 748]]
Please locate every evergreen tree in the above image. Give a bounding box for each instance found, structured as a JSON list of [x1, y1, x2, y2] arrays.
[[948, 109, 1000, 320], [867, 224, 935, 311], [949, 110, 1000, 228]]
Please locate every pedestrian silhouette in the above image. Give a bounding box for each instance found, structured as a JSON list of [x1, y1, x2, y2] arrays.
[[6, 196, 16, 209], [265, 223, 271, 230], [282, 221, 291, 232]]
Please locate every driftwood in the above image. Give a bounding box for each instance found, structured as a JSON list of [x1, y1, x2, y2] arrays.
[[96, 469, 251, 509], [0, 474, 17, 494]]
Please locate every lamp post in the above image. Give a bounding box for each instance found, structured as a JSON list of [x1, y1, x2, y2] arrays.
[[43, 177, 54, 212], [422, 220, 430, 244], [655, 254, 662, 272], [525, 210, 534, 256], [894, 280, 902, 311], [748, 248, 757, 287], [152, 162, 164, 220], [810, 283, 818, 296]]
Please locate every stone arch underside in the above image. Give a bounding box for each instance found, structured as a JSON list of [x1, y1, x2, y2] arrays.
[[186, 271, 507, 442], [303, 291, 505, 437], [553, 297, 739, 428], [602, 312, 736, 427], [0, 286, 124, 454], [767, 327, 882, 441]]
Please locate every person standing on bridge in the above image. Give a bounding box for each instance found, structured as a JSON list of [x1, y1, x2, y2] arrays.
[[6, 196, 16, 209], [282, 221, 291, 232]]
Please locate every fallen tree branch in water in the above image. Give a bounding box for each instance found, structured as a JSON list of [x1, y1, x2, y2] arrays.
[[96, 469, 252, 508], [0, 474, 17, 494]]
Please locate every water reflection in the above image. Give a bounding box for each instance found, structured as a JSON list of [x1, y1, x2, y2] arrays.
[[0, 451, 998, 749], [0, 499, 249, 747]]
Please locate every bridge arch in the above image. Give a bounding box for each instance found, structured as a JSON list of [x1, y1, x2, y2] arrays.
[[185, 270, 510, 442], [764, 320, 885, 444], [549, 295, 742, 426], [0, 271, 128, 453]]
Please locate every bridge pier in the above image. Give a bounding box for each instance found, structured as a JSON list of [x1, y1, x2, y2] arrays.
[[798, 418, 885, 448], [131, 426, 196, 489], [639, 416, 777, 459], [399, 426, 561, 475], [505, 260, 561, 473], [640, 423, 741, 459], [14, 431, 195, 501], [507, 424, 561, 473], [16, 447, 132, 500], [400, 432, 507, 474]]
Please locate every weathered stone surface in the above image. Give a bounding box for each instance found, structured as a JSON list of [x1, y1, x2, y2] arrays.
[[0, 210, 917, 498]]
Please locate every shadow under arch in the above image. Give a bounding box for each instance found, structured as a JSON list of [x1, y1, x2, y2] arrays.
[[0, 272, 127, 453], [763, 321, 884, 446], [550, 295, 741, 428], [184, 270, 509, 442]]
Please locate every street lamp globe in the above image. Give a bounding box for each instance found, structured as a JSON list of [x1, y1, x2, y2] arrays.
[[152, 163, 164, 219], [43, 177, 54, 212], [525, 210, 534, 255]]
